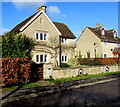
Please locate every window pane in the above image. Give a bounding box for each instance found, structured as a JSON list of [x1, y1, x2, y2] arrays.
[[40, 33, 43, 40], [36, 33, 39, 40], [44, 34, 46, 40], [44, 55, 47, 62], [40, 55, 43, 62], [61, 38, 64, 43], [36, 55, 39, 62], [62, 56, 64, 61], [65, 56, 67, 61]]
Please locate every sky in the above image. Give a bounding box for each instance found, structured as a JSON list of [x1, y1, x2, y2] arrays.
[[1, 1, 119, 40]]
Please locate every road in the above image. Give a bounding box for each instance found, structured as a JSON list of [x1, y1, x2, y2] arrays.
[[2, 79, 120, 107]]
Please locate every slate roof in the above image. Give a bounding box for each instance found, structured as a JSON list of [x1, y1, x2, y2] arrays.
[[53, 22, 76, 39], [10, 11, 39, 33], [10, 11, 76, 39], [87, 27, 120, 44]]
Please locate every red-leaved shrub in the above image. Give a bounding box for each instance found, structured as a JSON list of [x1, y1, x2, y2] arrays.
[[1, 57, 31, 87], [98, 58, 119, 65]]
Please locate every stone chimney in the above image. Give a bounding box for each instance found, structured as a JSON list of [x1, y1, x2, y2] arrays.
[[96, 23, 102, 27], [37, 5, 47, 12]]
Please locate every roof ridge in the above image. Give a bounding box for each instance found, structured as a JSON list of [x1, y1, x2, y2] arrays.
[[53, 21, 67, 26]]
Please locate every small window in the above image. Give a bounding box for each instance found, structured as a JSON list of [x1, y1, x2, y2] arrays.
[[103, 53, 108, 58], [61, 38, 67, 44], [61, 55, 68, 62], [35, 32, 47, 41]]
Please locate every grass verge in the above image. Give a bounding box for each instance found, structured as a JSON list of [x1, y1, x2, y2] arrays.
[[2, 83, 40, 92], [49, 71, 120, 84]]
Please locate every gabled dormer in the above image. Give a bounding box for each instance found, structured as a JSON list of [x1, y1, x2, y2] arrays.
[[106, 29, 117, 38], [101, 27, 105, 36]]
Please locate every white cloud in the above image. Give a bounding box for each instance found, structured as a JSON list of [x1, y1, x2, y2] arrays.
[[76, 31, 81, 34], [47, 6, 61, 15], [12, 0, 46, 9], [62, 14, 67, 18], [1, 28, 10, 35]]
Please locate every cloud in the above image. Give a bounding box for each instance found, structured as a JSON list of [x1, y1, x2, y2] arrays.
[[76, 31, 82, 34], [1, 28, 10, 35], [12, 0, 46, 9], [62, 14, 67, 18], [47, 6, 61, 15]]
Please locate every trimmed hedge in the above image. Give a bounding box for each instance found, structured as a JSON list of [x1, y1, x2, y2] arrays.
[[1, 57, 31, 87], [98, 58, 119, 65], [77, 58, 119, 66]]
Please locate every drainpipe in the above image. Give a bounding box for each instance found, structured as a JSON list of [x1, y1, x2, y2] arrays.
[[59, 36, 61, 67]]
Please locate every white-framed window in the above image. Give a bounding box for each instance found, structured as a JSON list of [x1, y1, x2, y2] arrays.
[[103, 53, 108, 58], [35, 32, 47, 41], [36, 54, 47, 63], [61, 38, 67, 44], [61, 55, 68, 62]]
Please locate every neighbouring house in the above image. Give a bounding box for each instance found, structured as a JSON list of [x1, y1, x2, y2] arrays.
[[76, 24, 120, 58], [10, 5, 76, 67]]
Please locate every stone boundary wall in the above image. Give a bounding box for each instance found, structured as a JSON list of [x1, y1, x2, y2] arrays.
[[43, 64, 119, 79]]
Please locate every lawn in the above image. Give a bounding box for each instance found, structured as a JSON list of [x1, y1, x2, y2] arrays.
[[49, 71, 120, 84]]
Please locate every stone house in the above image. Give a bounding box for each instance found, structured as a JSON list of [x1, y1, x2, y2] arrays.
[[76, 24, 120, 58], [10, 5, 76, 66]]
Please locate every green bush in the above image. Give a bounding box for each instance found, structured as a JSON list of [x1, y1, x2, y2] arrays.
[[86, 51, 91, 58], [61, 63, 70, 68], [2, 32, 34, 58], [68, 58, 77, 67]]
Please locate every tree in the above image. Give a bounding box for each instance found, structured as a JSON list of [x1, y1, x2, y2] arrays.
[[2, 32, 34, 58], [48, 35, 60, 67]]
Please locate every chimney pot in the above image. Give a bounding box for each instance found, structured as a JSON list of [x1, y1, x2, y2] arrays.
[[37, 5, 47, 12]]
